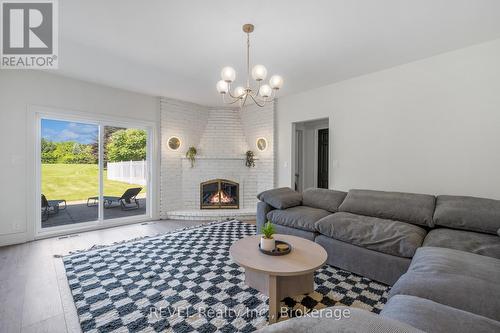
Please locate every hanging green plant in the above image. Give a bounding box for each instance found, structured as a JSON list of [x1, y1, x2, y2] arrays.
[[186, 146, 197, 167], [245, 150, 256, 168]]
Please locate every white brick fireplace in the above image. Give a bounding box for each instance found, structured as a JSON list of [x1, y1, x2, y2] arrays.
[[160, 97, 275, 220]]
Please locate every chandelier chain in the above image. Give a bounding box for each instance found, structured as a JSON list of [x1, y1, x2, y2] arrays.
[[246, 32, 250, 89]]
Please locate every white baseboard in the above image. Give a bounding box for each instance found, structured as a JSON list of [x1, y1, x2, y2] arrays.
[[0, 232, 28, 247]]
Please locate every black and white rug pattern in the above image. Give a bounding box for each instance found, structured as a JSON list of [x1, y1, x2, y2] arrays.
[[63, 220, 389, 332]]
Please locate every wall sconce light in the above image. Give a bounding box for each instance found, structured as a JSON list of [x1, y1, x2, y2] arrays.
[[167, 136, 181, 150], [256, 137, 267, 151]]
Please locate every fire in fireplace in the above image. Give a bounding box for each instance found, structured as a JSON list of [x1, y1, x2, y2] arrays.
[[200, 179, 239, 209]]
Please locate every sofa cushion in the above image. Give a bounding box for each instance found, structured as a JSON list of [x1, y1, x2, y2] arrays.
[[267, 206, 330, 232], [315, 212, 427, 258], [273, 223, 317, 241], [423, 228, 500, 259], [389, 246, 500, 321], [257, 187, 302, 210], [382, 295, 500, 333], [433, 195, 500, 235], [338, 189, 436, 227], [302, 188, 347, 213]]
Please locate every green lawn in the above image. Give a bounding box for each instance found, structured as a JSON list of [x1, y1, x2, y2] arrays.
[[42, 164, 146, 202]]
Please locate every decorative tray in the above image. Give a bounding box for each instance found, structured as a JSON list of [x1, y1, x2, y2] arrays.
[[258, 240, 292, 256]]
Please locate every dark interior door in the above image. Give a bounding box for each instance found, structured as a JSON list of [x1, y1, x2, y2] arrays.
[[317, 128, 329, 189]]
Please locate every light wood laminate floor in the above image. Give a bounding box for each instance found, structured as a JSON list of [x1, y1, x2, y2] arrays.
[[0, 219, 250, 333]]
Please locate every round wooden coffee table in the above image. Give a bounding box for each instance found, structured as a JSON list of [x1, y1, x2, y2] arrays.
[[229, 234, 327, 323]]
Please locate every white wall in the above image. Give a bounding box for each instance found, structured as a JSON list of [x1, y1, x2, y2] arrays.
[[160, 98, 208, 214], [0, 71, 159, 246], [277, 39, 500, 199]]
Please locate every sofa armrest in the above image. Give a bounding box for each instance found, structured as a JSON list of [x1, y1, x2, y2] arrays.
[[256, 201, 274, 234]]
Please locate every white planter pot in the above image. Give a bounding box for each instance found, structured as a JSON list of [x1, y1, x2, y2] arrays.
[[260, 237, 275, 251]]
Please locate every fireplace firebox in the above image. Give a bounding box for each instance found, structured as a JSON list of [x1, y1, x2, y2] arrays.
[[200, 179, 239, 209]]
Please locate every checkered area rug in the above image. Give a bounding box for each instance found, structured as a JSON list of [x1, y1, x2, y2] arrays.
[[63, 220, 389, 332]]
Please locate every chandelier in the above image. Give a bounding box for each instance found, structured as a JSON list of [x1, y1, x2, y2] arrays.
[[216, 24, 283, 108]]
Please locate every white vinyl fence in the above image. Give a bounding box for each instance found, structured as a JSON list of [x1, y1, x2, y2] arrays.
[[107, 160, 147, 185]]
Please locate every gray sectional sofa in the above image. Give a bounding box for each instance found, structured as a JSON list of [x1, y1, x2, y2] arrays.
[[256, 187, 500, 332]]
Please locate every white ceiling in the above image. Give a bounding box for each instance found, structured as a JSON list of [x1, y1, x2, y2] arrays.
[[57, 0, 500, 105]]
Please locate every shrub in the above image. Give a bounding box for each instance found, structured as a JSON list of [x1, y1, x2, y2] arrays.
[[106, 129, 146, 162]]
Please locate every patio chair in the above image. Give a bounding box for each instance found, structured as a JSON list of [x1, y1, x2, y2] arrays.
[[41, 194, 67, 221], [87, 187, 142, 210]]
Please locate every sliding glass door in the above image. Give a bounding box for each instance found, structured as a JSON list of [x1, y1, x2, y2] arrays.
[[38, 114, 152, 234]]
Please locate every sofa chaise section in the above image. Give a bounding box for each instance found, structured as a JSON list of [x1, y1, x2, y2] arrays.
[[381, 295, 500, 333], [389, 246, 500, 321]]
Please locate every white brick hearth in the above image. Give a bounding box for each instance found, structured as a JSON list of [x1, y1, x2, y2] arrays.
[[166, 208, 256, 221], [160, 97, 275, 220]]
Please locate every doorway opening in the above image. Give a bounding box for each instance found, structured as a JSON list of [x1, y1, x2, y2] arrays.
[[292, 118, 329, 191]]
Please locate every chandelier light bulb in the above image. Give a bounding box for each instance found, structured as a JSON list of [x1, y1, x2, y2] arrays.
[[221, 66, 236, 82], [251, 64, 267, 81], [259, 84, 272, 98], [234, 86, 246, 98], [216, 80, 229, 94], [269, 75, 284, 89]]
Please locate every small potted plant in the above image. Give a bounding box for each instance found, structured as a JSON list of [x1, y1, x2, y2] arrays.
[[260, 221, 276, 251]]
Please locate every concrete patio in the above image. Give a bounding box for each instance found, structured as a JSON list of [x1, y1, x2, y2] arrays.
[[41, 199, 147, 228]]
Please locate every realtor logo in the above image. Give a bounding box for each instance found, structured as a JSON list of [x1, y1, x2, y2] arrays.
[[1, 0, 58, 69]]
